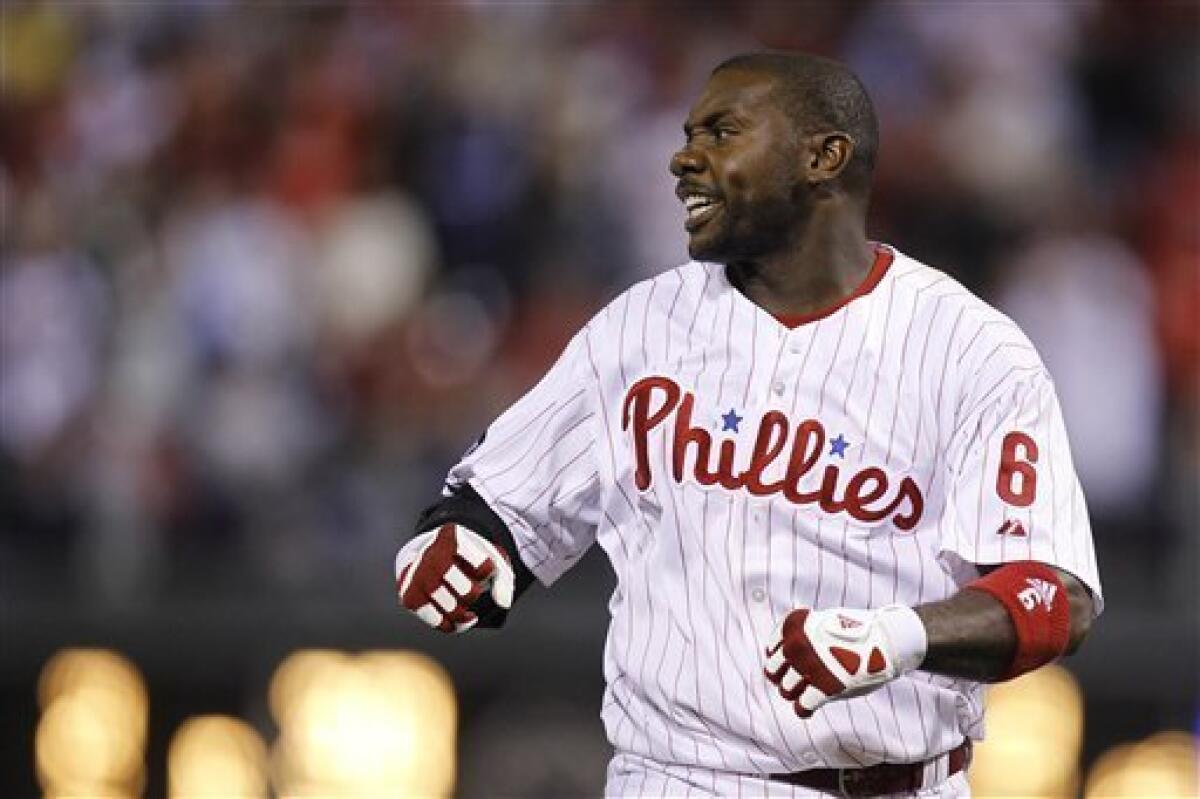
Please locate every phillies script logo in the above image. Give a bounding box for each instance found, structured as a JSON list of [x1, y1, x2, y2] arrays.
[[621, 376, 924, 531]]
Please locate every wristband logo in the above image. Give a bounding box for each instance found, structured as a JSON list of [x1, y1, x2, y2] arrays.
[[621, 375, 925, 531], [1017, 578, 1058, 612]]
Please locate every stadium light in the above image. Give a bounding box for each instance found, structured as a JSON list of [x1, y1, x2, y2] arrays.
[[168, 715, 269, 798], [969, 664, 1083, 797], [270, 649, 456, 797], [35, 649, 147, 799], [1084, 730, 1198, 797]]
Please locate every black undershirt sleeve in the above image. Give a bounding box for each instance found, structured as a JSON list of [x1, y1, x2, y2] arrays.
[[413, 482, 537, 628]]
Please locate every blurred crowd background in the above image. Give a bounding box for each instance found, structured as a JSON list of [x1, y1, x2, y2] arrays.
[[1, 1, 1197, 796]]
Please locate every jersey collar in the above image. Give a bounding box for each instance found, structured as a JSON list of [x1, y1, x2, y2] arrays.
[[716, 243, 895, 330]]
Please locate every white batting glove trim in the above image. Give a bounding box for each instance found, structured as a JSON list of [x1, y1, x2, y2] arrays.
[[812, 608, 898, 686], [431, 586, 456, 613], [395, 531, 439, 596], [455, 530, 515, 610], [455, 533, 491, 570], [875, 604, 928, 674], [444, 565, 472, 596], [797, 684, 828, 714], [803, 606, 921, 691], [415, 603, 442, 628], [453, 616, 479, 633]]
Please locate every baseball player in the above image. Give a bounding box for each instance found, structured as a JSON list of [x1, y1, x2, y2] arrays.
[[394, 52, 1102, 797]]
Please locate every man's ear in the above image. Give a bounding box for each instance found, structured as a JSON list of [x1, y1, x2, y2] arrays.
[[804, 132, 855, 185]]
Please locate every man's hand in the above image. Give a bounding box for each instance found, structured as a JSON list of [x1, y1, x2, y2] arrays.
[[395, 523, 516, 633], [764, 605, 927, 718]]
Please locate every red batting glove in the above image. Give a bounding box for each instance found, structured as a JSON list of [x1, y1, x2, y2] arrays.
[[395, 523, 515, 633], [764, 605, 927, 718]]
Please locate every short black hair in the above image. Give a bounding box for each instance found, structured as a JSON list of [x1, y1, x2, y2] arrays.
[[714, 52, 879, 192]]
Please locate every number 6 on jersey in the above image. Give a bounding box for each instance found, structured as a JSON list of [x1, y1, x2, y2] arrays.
[[996, 431, 1038, 507]]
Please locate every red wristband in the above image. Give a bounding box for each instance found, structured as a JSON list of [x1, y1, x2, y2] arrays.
[[966, 561, 1072, 680]]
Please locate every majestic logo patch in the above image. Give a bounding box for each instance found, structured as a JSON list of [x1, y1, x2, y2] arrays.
[[621, 376, 924, 531], [998, 519, 1028, 537]]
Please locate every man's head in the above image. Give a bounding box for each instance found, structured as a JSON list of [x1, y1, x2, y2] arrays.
[[669, 52, 878, 263]]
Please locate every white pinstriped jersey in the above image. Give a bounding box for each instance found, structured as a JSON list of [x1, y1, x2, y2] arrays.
[[446, 244, 1103, 779]]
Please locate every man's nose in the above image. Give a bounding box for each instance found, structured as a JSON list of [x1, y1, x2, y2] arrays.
[[669, 145, 703, 177]]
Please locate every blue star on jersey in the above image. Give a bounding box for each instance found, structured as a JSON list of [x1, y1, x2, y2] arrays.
[[721, 408, 743, 433], [830, 434, 850, 458]]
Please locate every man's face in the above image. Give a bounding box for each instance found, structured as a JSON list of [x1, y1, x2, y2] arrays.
[[670, 69, 806, 263]]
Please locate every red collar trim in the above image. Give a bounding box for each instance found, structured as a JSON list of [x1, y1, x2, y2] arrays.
[[771, 245, 894, 329]]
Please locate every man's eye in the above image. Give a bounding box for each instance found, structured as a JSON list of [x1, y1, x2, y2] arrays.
[[715, 127, 735, 141]]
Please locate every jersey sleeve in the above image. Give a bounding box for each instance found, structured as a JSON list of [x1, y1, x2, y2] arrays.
[[446, 328, 603, 587], [939, 365, 1103, 613]]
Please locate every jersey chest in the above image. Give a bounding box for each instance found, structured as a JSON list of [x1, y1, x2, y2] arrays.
[[606, 313, 946, 535]]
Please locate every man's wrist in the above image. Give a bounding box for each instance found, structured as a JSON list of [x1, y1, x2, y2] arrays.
[[876, 604, 928, 674]]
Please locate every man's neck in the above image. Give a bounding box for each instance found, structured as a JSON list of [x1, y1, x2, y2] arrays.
[[727, 203, 874, 319]]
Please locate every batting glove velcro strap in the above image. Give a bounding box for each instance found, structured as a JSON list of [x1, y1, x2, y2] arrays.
[[394, 523, 516, 634], [764, 604, 927, 718]]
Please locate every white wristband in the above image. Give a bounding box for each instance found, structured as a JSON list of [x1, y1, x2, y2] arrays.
[[876, 604, 928, 674]]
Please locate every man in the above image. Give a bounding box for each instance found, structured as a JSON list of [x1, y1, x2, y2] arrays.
[[394, 52, 1102, 797]]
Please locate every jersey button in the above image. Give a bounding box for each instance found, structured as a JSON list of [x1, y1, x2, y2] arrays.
[[789, 341, 803, 354], [772, 381, 786, 395], [803, 752, 820, 765], [751, 588, 766, 602]]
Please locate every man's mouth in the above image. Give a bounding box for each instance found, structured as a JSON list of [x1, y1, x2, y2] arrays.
[[683, 194, 722, 232]]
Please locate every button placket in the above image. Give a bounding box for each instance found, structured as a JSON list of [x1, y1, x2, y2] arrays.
[[745, 510, 773, 621], [770, 331, 808, 400]]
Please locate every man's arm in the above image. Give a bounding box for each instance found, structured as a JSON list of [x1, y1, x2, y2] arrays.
[[916, 565, 1094, 681], [764, 356, 1104, 716], [394, 324, 603, 634], [394, 484, 535, 633], [764, 564, 1096, 718]]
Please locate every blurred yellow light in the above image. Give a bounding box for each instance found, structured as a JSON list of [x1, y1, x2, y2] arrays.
[[169, 715, 269, 799], [38, 648, 149, 714], [270, 649, 456, 797], [268, 649, 348, 730], [969, 665, 1083, 798], [1084, 731, 1199, 797], [35, 649, 147, 799]]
